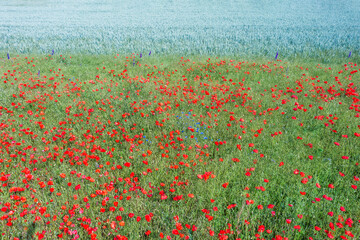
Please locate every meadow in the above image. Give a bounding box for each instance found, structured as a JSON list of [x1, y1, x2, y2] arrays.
[[0, 52, 359, 240]]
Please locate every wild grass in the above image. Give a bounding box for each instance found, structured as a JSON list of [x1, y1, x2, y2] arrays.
[[0, 53, 359, 240]]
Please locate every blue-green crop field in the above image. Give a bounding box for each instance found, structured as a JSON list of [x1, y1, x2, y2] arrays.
[[1, 0, 360, 58]]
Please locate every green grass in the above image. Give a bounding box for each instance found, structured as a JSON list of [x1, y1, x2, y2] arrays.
[[0, 53, 359, 240]]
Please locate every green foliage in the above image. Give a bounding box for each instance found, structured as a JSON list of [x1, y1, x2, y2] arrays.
[[0, 53, 359, 239]]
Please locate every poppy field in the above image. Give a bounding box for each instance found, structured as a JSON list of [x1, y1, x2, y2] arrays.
[[0, 53, 359, 240]]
